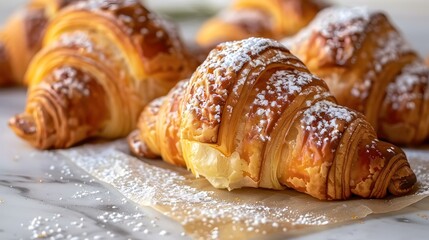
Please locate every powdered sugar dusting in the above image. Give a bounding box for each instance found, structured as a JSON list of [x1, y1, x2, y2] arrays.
[[290, 7, 371, 65], [143, 97, 164, 130], [70, 0, 184, 58], [250, 69, 322, 142], [201, 37, 285, 75], [373, 31, 413, 72], [294, 6, 371, 40], [386, 60, 429, 110], [57, 32, 95, 53], [351, 30, 414, 102], [51, 67, 91, 98], [316, 7, 371, 39], [301, 100, 356, 148], [350, 72, 373, 102], [184, 38, 290, 135]]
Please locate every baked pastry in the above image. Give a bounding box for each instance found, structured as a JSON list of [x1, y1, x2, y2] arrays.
[[9, 0, 195, 149], [285, 7, 429, 145], [196, 0, 326, 49], [128, 38, 416, 200], [0, 0, 79, 86]]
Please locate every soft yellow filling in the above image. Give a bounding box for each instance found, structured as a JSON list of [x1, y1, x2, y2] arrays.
[[181, 140, 258, 190]]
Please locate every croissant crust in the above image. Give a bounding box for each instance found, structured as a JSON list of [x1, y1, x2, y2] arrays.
[[129, 38, 416, 200]]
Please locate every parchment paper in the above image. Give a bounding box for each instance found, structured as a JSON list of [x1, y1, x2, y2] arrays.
[[59, 140, 429, 239]]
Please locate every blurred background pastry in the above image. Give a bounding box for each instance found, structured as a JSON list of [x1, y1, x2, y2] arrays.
[[9, 0, 195, 149], [0, 0, 80, 87], [285, 7, 429, 145], [195, 0, 327, 50]]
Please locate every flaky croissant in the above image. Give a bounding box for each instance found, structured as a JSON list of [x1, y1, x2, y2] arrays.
[[128, 37, 416, 200], [9, 0, 195, 149], [195, 0, 326, 49], [0, 0, 79, 86], [284, 7, 429, 145]]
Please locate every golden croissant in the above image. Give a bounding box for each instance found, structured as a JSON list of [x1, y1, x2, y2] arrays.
[[128, 37, 416, 200], [195, 0, 327, 50], [0, 0, 80, 86], [285, 7, 429, 145], [9, 0, 195, 149]]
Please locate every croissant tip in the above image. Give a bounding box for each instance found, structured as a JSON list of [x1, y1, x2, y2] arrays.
[[9, 113, 37, 139], [127, 130, 141, 156], [127, 130, 158, 159], [388, 166, 417, 196]]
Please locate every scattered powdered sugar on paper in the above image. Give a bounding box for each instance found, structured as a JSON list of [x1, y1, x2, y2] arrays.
[[59, 140, 429, 239]]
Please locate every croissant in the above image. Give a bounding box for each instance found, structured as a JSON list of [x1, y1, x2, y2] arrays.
[[9, 0, 195, 149], [195, 0, 326, 49], [0, 0, 79, 86], [128, 37, 416, 200], [284, 7, 429, 145]]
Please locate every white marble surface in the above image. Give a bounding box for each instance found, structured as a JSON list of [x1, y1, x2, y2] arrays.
[[1, 1, 429, 240]]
